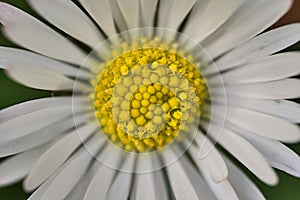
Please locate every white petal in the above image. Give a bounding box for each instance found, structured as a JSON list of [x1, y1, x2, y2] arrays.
[[190, 132, 228, 183], [179, 155, 216, 199], [216, 23, 300, 69], [165, 0, 196, 30], [0, 123, 63, 157], [93, 143, 123, 166], [201, 151, 228, 184], [225, 158, 266, 200], [28, 0, 103, 47], [0, 145, 49, 187], [233, 128, 300, 177], [117, 0, 140, 29], [156, 0, 173, 28], [226, 107, 300, 143], [198, 161, 239, 200], [218, 128, 278, 185], [78, 0, 116, 36], [220, 53, 300, 84], [203, 0, 292, 58], [37, 138, 99, 200], [0, 106, 73, 141], [65, 161, 100, 200], [134, 173, 156, 200], [131, 156, 157, 199], [0, 3, 87, 65], [65, 179, 89, 200], [209, 180, 239, 200], [219, 79, 300, 99], [106, 154, 135, 199], [26, 133, 96, 197], [0, 113, 91, 157], [106, 0, 127, 32], [27, 165, 62, 200], [0, 47, 91, 79], [140, 0, 158, 27], [107, 171, 133, 200], [222, 98, 300, 123], [24, 122, 97, 191], [0, 97, 78, 122], [6, 66, 80, 91], [165, 152, 199, 200], [83, 165, 117, 200], [183, 0, 241, 42], [152, 171, 170, 200]]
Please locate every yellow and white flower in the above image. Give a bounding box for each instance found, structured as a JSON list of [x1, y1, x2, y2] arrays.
[[0, 0, 300, 199]]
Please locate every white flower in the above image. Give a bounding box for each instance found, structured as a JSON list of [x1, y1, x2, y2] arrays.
[[0, 0, 300, 199]]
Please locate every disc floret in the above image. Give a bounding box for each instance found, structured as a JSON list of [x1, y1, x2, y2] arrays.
[[93, 39, 208, 153]]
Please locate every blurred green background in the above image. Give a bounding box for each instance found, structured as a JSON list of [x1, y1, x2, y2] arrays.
[[0, 0, 300, 199]]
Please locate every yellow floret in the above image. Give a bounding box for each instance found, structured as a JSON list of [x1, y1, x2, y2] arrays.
[[147, 86, 156, 94], [150, 96, 157, 103], [153, 116, 163, 125], [131, 100, 141, 109], [131, 109, 140, 118], [135, 93, 143, 100], [159, 76, 169, 85], [139, 107, 148, 115], [120, 65, 129, 76], [150, 73, 159, 82], [133, 76, 142, 85], [136, 116, 147, 126], [119, 111, 130, 121], [168, 97, 179, 107], [172, 110, 182, 119], [139, 85, 147, 93], [156, 92, 163, 99], [141, 99, 150, 107], [143, 92, 151, 100]]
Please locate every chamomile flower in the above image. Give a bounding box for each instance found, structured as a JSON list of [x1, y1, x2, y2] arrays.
[[0, 0, 300, 199]]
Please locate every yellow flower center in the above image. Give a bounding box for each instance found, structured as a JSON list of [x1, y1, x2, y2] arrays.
[[93, 38, 208, 153]]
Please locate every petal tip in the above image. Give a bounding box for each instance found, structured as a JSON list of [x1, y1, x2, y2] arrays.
[[265, 173, 279, 186], [23, 178, 35, 192], [0, 3, 9, 25]]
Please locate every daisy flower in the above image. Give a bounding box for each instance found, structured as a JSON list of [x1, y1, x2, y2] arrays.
[[0, 0, 300, 199]]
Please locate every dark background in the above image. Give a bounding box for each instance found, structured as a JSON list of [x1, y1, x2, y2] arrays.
[[0, 0, 300, 199]]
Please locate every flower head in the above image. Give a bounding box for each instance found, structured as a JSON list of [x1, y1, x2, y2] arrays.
[[0, 0, 300, 199]]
